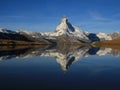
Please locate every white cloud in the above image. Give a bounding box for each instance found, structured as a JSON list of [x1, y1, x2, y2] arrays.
[[88, 11, 108, 21], [76, 18, 120, 33]]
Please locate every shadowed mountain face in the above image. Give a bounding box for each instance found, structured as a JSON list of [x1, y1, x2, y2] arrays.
[[87, 33, 100, 42], [0, 45, 120, 71]]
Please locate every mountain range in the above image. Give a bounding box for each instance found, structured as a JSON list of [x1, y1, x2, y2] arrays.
[[0, 17, 120, 45]]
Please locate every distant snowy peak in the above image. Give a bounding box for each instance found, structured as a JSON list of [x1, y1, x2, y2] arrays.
[[0, 28, 17, 34], [0, 28, 33, 35], [16, 30, 34, 35], [96, 32, 112, 41]]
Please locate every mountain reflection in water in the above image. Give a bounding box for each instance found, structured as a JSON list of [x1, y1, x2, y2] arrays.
[[0, 45, 120, 72]]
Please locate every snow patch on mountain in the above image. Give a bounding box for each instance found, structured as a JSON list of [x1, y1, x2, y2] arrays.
[[16, 30, 33, 35], [0, 28, 17, 34], [96, 32, 112, 41]]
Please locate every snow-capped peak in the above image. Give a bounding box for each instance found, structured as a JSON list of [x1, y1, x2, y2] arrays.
[[55, 16, 75, 35], [16, 30, 33, 35], [56, 16, 69, 33], [55, 17, 88, 38], [42, 17, 90, 42], [0, 28, 17, 34]]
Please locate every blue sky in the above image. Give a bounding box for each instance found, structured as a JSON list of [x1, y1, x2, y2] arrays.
[[0, 0, 120, 33]]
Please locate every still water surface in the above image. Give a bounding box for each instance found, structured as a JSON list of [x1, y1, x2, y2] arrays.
[[0, 45, 120, 90]]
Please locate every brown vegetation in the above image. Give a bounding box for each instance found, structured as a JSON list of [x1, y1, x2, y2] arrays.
[[0, 39, 50, 45], [0, 44, 50, 51], [92, 38, 120, 50]]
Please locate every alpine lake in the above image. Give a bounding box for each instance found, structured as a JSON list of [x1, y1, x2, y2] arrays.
[[0, 44, 120, 90]]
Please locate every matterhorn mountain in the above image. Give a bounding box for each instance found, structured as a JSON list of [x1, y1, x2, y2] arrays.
[[42, 17, 90, 43]]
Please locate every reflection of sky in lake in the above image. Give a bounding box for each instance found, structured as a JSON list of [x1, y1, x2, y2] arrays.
[[0, 46, 120, 89]]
